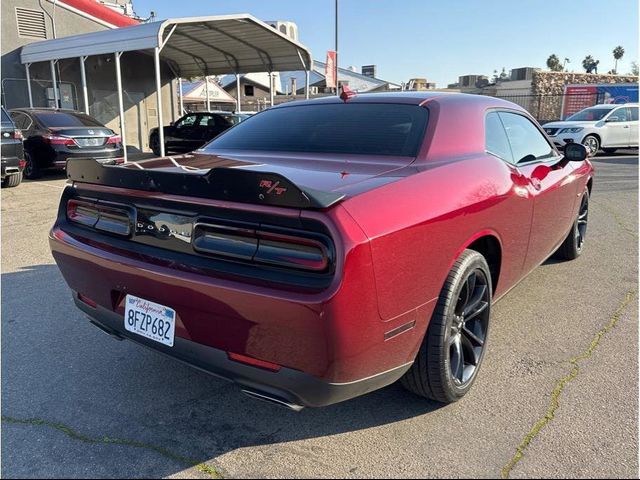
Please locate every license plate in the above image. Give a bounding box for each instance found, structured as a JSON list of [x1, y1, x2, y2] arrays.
[[124, 294, 176, 347], [77, 138, 104, 147]]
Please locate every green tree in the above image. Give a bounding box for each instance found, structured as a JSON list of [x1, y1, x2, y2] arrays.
[[613, 45, 625, 74], [582, 55, 600, 73], [630, 61, 639, 76], [546, 54, 563, 71]]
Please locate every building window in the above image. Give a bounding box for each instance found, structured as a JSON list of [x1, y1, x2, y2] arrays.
[[244, 85, 254, 97], [15, 7, 47, 39], [279, 25, 287, 35]]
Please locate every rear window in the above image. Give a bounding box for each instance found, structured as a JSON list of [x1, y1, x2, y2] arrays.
[[1, 108, 12, 124], [34, 112, 103, 128], [205, 103, 429, 156]]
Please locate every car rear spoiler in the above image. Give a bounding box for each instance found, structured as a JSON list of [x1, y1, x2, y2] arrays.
[[66, 159, 345, 209]]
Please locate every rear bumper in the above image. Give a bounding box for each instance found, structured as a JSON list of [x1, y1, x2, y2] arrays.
[[51, 148, 125, 169], [1, 156, 23, 178], [73, 292, 411, 408]]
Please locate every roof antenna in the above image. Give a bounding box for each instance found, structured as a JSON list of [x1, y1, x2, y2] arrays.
[[339, 84, 356, 102]]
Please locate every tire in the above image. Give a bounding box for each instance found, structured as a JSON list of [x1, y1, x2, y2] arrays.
[[400, 249, 492, 403], [1, 172, 22, 188], [582, 135, 599, 157], [150, 133, 162, 157], [555, 186, 589, 260], [602, 148, 617, 154], [23, 151, 40, 179]]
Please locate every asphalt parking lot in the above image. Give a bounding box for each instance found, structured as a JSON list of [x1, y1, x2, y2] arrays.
[[2, 151, 638, 479]]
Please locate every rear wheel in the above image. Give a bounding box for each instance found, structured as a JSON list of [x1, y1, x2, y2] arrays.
[[1, 172, 22, 188], [23, 151, 40, 179], [582, 135, 599, 157], [555, 186, 589, 260], [401, 249, 492, 403], [150, 133, 163, 156]]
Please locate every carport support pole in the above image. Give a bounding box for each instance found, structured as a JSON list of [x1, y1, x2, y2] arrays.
[[205, 76, 211, 111], [154, 47, 165, 157], [178, 77, 184, 115], [50, 60, 59, 108], [269, 72, 274, 107], [305, 70, 310, 99], [114, 52, 128, 163], [235, 74, 241, 113], [25, 63, 33, 108], [80, 56, 89, 115]]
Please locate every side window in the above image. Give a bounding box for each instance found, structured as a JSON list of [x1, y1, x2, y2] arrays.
[[498, 112, 556, 163], [630, 107, 639, 121], [485, 112, 513, 163], [198, 114, 217, 127], [608, 107, 629, 122], [10, 112, 32, 130], [175, 114, 197, 128]]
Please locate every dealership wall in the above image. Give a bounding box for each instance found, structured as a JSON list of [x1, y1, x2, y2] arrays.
[[1, 0, 177, 152]]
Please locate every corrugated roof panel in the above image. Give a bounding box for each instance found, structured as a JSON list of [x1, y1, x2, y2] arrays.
[[20, 14, 312, 77]]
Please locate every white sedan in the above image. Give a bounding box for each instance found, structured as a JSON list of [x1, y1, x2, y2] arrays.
[[542, 103, 638, 155]]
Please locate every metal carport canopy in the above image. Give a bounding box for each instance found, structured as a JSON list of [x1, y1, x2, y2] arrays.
[[20, 14, 313, 76]]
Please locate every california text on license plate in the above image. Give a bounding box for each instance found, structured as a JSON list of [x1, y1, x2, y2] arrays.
[[124, 294, 176, 347]]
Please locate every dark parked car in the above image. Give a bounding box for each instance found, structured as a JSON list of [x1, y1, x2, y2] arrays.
[[1, 106, 25, 188], [9, 108, 124, 179], [51, 93, 593, 409], [149, 111, 247, 156]]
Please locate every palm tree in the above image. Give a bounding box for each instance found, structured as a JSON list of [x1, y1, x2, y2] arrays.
[[582, 55, 599, 73], [563, 58, 570, 71], [631, 61, 639, 76], [613, 46, 625, 74], [546, 54, 563, 71]]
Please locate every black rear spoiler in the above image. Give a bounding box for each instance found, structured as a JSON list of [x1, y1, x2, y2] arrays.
[[66, 159, 345, 209]]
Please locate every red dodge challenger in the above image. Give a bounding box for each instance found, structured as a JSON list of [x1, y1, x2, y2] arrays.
[[50, 92, 593, 410]]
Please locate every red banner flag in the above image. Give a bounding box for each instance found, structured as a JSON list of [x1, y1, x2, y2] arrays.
[[325, 51, 337, 89]]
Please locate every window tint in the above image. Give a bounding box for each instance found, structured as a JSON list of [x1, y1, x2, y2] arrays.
[[205, 103, 429, 157], [608, 107, 629, 122], [34, 111, 102, 128], [630, 107, 639, 121], [10, 112, 31, 130], [1, 108, 11, 124], [498, 112, 555, 163], [485, 112, 512, 162], [175, 114, 197, 128], [198, 114, 217, 127]]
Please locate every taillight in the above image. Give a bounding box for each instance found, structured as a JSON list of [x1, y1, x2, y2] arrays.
[[67, 199, 132, 236], [44, 134, 75, 146], [106, 135, 121, 144], [14, 130, 23, 140], [193, 223, 330, 272], [18, 160, 26, 168]]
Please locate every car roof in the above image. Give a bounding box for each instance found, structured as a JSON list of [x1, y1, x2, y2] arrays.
[[271, 91, 523, 111], [9, 108, 84, 115], [587, 103, 638, 109]]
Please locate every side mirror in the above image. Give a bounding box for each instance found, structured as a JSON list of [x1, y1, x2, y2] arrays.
[[605, 116, 619, 122], [564, 143, 589, 161]]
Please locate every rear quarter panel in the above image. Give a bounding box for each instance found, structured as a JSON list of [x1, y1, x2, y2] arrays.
[[341, 154, 534, 321]]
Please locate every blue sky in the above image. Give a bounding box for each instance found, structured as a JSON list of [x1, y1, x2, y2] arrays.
[[132, 0, 639, 86]]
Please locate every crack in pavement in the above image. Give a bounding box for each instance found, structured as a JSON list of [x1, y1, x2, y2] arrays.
[[1, 415, 222, 478], [500, 288, 636, 479], [592, 200, 638, 238]]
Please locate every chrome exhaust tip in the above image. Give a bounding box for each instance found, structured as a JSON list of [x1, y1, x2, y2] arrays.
[[241, 389, 304, 412]]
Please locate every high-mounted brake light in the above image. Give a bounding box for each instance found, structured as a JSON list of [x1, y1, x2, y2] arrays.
[[44, 134, 75, 146], [67, 199, 132, 236]]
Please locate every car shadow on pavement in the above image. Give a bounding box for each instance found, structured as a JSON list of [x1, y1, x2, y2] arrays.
[[2, 264, 443, 478]]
